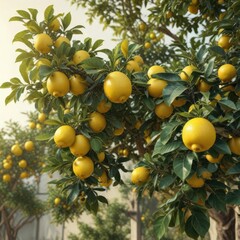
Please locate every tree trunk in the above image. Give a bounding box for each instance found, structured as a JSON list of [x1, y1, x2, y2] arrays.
[[209, 207, 237, 240]]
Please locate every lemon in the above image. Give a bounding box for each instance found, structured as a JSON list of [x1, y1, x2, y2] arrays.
[[54, 197, 61, 205], [147, 65, 165, 78], [24, 141, 34, 152], [205, 153, 224, 163], [131, 166, 150, 185], [11, 144, 23, 156], [97, 152, 105, 162], [70, 74, 88, 96], [218, 64, 237, 82], [228, 137, 240, 155], [97, 99, 112, 113], [54, 125, 76, 148], [72, 156, 94, 180], [147, 78, 167, 98], [126, 60, 141, 72], [72, 50, 90, 65], [49, 18, 60, 32], [69, 134, 90, 157], [182, 118, 216, 152], [54, 36, 70, 48], [19, 159, 27, 168], [89, 112, 106, 133], [38, 113, 46, 123], [34, 33, 53, 54], [103, 71, 132, 103], [179, 65, 196, 81], [186, 173, 205, 188], [3, 174, 11, 183], [155, 102, 173, 119]]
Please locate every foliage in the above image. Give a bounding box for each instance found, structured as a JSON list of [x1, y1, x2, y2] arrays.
[[1, 1, 240, 239], [68, 200, 130, 240]]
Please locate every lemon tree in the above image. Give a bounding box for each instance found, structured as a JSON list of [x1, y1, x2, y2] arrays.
[[1, 2, 240, 239], [0, 119, 46, 240]]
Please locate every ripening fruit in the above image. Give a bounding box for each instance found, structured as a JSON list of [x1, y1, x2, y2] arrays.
[[155, 102, 173, 119], [186, 173, 205, 188], [131, 166, 150, 185], [228, 137, 240, 155], [47, 71, 70, 97], [139, 22, 146, 31], [179, 65, 196, 81], [20, 171, 29, 179], [69, 134, 90, 157], [172, 98, 187, 107], [103, 71, 132, 103], [36, 58, 51, 69], [54, 36, 70, 48], [54, 125, 76, 148], [121, 39, 128, 58], [218, 35, 232, 50], [188, 5, 199, 14], [49, 18, 60, 31], [34, 33, 53, 54], [72, 50, 90, 65], [38, 113, 46, 123], [133, 55, 144, 66], [166, 11, 173, 19], [197, 79, 211, 92], [89, 112, 107, 133], [182, 118, 216, 152], [24, 141, 34, 152], [144, 42, 151, 49], [3, 162, 12, 169], [97, 152, 105, 162], [18, 159, 27, 168], [72, 156, 94, 180], [205, 153, 224, 163], [113, 126, 124, 136], [126, 60, 141, 72], [147, 78, 167, 98], [147, 65, 165, 78], [97, 99, 112, 113], [201, 170, 212, 179], [54, 197, 61, 205], [217, 64, 237, 82], [29, 122, 36, 129], [3, 174, 11, 183], [98, 171, 112, 187], [69, 74, 88, 96], [11, 144, 23, 156]]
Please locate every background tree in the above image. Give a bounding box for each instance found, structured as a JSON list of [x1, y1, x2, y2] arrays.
[[1, 1, 240, 239], [0, 118, 47, 240]]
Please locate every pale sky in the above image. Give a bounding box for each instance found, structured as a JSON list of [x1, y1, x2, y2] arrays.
[[0, 0, 115, 127]]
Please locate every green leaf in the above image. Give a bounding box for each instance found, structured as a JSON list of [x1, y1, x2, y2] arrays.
[[24, 20, 42, 33], [44, 119, 63, 125], [219, 99, 237, 110], [28, 8, 38, 21], [17, 10, 31, 19], [159, 175, 175, 189], [204, 57, 215, 78], [226, 190, 240, 205], [5, 89, 18, 105], [152, 72, 182, 82], [142, 97, 155, 111], [210, 46, 226, 57], [97, 195, 108, 204], [9, 16, 24, 22], [191, 209, 210, 237], [196, 45, 208, 63], [35, 133, 53, 141], [90, 138, 102, 152], [62, 12, 71, 30], [207, 190, 226, 212], [81, 57, 105, 69], [67, 183, 80, 204], [163, 83, 188, 106], [159, 121, 182, 144], [153, 140, 182, 156], [154, 215, 171, 239], [0, 82, 12, 88], [39, 65, 54, 79], [226, 163, 240, 175], [173, 155, 193, 181], [185, 217, 199, 239], [44, 5, 54, 21], [19, 61, 29, 83], [91, 39, 104, 51], [212, 138, 231, 155]]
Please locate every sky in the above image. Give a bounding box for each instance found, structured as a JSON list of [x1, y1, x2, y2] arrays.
[[0, 0, 115, 127]]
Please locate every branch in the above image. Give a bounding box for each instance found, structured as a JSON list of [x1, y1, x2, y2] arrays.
[[14, 215, 35, 233], [157, 25, 181, 43]]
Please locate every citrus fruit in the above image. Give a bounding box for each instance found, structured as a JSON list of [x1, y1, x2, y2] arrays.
[[228, 137, 240, 155], [3, 174, 11, 183], [113, 126, 124, 136], [182, 118, 216, 152], [166, 11, 173, 19], [69, 134, 91, 157], [179, 65, 196, 81], [197, 79, 211, 92], [34, 33, 53, 54], [47, 71, 70, 97], [20, 172, 29, 179], [139, 22, 146, 31], [186, 173, 205, 188], [126, 60, 141, 72], [201, 170, 212, 179], [205, 153, 224, 163], [54, 197, 61, 205], [97, 152, 105, 162], [72, 50, 90, 65], [97, 99, 112, 113], [69, 74, 88, 96], [121, 39, 128, 58], [98, 171, 112, 187], [218, 35, 232, 50], [72, 156, 94, 180], [218, 64, 237, 82], [11, 144, 23, 156], [144, 42, 151, 49], [19, 159, 27, 168], [147, 78, 167, 98], [24, 141, 34, 152], [3, 162, 12, 169], [147, 65, 165, 78], [38, 113, 46, 123], [172, 98, 187, 107], [29, 122, 36, 129], [88, 111, 106, 133], [155, 102, 173, 119], [131, 166, 150, 185], [36, 58, 51, 68], [49, 18, 60, 31], [54, 36, 70, 48], [188, 5, 199, 14], [54, 125, 76, 148], [133, 55, 144, 66], [103, 71, 132, 103]]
